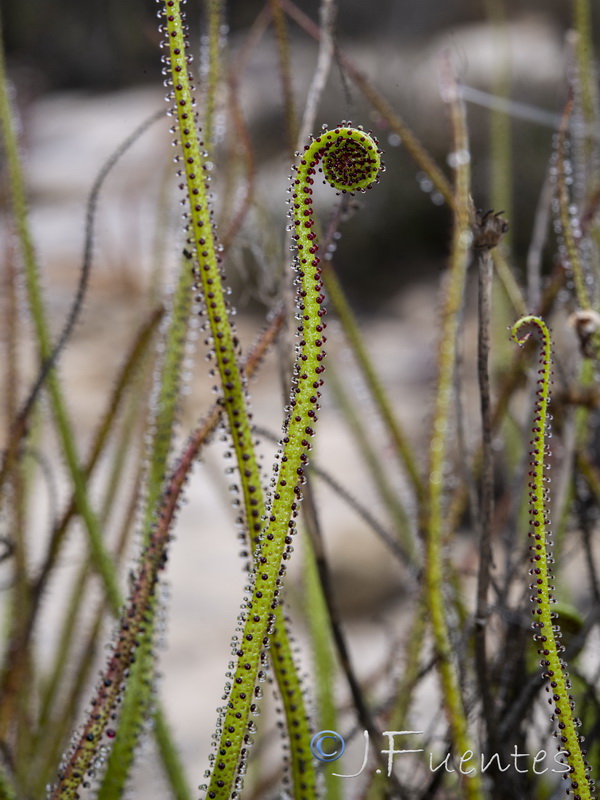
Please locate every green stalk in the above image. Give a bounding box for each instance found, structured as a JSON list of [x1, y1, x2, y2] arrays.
[[423, 68, 483, 800], [201, 127, 382, 799], [512, 316, 593, 799], [162, 2, 262, 530], [162, 4, 318, 797]]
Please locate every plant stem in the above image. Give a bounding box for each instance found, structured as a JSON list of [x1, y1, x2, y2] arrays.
[[474, 244, 496, 751], [512, 315, 593, 799], [201, 126, 382, 799], [424, 62, 483, 800]]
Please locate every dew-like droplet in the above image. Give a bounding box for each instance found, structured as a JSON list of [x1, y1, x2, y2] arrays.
[[447, 149, 471, 168]]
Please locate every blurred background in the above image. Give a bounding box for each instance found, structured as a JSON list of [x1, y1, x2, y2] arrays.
[[2, 0, 597, 307], [0, 0, 584, 92]]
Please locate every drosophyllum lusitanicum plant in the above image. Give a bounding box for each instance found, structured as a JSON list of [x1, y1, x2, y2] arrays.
[[1, 0, 600, 798]]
